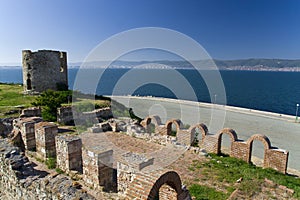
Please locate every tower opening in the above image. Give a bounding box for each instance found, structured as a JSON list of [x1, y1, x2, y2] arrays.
[[27, 78, 32, 90]]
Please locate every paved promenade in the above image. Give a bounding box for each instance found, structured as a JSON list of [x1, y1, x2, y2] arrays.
[[111, 96, 300, 172]]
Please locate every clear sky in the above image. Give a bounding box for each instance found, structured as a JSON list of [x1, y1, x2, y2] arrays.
[[0, 0, 299, 65]]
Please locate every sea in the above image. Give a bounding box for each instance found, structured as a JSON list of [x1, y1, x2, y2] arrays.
[[1, 67, 300, 116]]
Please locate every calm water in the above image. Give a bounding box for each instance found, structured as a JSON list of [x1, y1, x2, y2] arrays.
[[1, 68, 300, 116]]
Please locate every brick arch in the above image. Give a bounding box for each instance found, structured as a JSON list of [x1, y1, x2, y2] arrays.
[[165, 119, 183, 136], [141, 115, 162, 133], [216, 128, 238, 155], [189, 123, 208, 146], [142, 115, 162, 126], [247, 134, 271, 164], [247, 134, 271, 150], [147, 171, 185, 200]]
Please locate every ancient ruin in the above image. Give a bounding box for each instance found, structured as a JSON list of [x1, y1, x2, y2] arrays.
[[0, 105, 291, 199], [140, 115, 289, 174], [22, 49, 68, 94]]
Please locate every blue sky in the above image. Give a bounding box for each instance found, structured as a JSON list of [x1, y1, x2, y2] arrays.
[[0, 0, 299, 65]]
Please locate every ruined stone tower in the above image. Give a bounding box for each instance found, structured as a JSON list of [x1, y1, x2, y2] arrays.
[[22, 49, 68, 94]]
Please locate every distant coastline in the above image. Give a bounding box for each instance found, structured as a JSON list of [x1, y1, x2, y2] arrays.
[[2, 58, 300, 72]]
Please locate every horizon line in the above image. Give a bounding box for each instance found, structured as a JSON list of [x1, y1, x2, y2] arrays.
[[2, 57, 300, 66]]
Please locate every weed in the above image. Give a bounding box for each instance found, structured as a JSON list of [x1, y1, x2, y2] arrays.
[[189, 184, 227, 200], [55, 168, 64, 174], [46, 157, 56, 169]]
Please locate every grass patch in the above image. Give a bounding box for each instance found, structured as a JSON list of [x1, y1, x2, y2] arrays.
[[68, 98, 110, 112], [55, 168, 64, 174], [189, 184, 227, 200], [0, 83, 36, 116], [190, 153, 300, 198]]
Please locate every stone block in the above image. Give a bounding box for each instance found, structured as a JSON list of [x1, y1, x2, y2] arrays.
[[56, 135, 82, 173], [35, 122, 57, 160]]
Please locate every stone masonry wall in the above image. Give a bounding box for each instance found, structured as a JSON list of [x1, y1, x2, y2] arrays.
[[12, 117, 43, 151], [20, 107, 41, 118], [82, 147, 116, 192], [56, 135, 83, 173], [57, 106, 113, 125], [22, 49, 68, 94], [0, 139, 95, 200], [57, 106, 74, 125], [35, 122, 57, 161]]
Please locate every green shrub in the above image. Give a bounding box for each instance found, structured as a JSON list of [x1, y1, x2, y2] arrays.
[[32, 90, 72, 121], [46, 157, 56, 169]]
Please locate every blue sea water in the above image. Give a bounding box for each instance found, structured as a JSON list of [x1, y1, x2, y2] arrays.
[[1, 68, 300, 116]]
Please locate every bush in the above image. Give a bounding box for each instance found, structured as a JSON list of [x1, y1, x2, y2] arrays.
[[32, 90, 72, 121], [46, 157, 56, 169]]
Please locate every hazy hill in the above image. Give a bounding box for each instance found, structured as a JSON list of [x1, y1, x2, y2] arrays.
[[214, 59, 300, 70], [69, 59, 300, 71], [2, 59, 300, 71]]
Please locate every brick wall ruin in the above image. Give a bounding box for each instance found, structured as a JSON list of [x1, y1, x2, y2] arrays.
[[1, 109, 290, 199], [12, 117, 43, 151], [22, 49, 68, 94], [35, 122, 58, 160], [57, 106, 113, 125], [117, 152, 190, 200], [0, 139, 95, 200], [19, 107, 41, 118], [56, 135, 83, 173], [82, 147, 116, 192], [141, 115, 289, 174], [57, 106, 74, 125]]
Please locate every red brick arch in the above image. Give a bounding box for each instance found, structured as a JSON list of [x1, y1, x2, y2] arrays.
[[144, 115, 162, 126], [247, 134, 271, 150], [165, 119, 183, 136], [189, 123, 208, 145], [247, 134, 272, 164], [216, 128, 238, 154], [141, 115, 162, 133], [147, 171, 185, 200]]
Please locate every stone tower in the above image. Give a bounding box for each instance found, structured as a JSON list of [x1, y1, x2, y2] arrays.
[[22, 49, 68, 94]]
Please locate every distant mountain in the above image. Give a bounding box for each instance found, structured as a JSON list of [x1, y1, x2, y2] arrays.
[[2, 59, 300, 71], [69, 59, 300, 71], [214, 59, 300, 71]]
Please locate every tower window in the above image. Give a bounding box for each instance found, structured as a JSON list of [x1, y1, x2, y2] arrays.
[[27, 78, 32, 90], [26, 73, 32, 90]]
